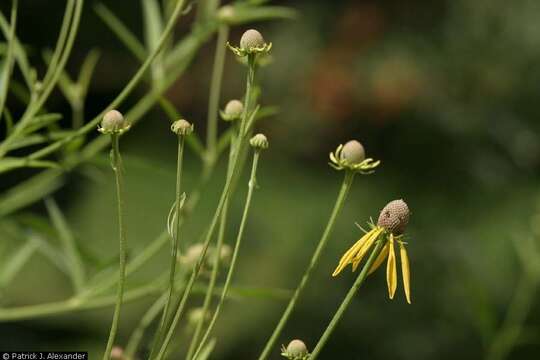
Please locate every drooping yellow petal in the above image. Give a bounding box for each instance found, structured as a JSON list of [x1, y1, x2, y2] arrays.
[[386, 234, 397, 299], [332, 229, 376, 277], [399, 241, 411, 304], [332, 228, 379, 276], [368, 243, 389, 275], [351, 227, 384, 272]]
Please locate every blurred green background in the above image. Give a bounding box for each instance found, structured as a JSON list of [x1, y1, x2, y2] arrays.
[[1, 0, 540, 359]]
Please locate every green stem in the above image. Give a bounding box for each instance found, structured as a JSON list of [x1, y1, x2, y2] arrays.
[[486, 275, 537, 360], [150, 135, 186, 357], [241, 54, 256, 136], [102, 134, 128, 360], [257, 171, 355, 360], [185, 201, 228, 360], [153, 50, 258, 360], [310, 237, 385, 359], [192, 150, 261, 359], [205, 25, 229, 160]]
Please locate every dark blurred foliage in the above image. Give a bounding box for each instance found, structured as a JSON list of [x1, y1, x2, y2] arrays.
[[1, 0, 540, 359]]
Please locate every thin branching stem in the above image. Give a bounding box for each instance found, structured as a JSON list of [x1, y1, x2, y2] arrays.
[[310, 237, 386, 359], [154, 48, 259, 360], [192, 150, 262, 359], [258, 170, 355, 360], [102, 134, 128, 360]]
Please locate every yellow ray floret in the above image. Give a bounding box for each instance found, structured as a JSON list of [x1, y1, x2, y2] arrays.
[[399, 241, 411, 304], [332, 227, 384, 276], [368, 242, 389, 275], [386, 234, 397, 299]]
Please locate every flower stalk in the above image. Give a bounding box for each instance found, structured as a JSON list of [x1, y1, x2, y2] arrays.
[[149, 120, 191, 358], [192, 139, 265, 359], [310, 237, 386, 359], [102, 132, 128, 360], [153, 31, 263, 359], [258, 170, 355, 360]]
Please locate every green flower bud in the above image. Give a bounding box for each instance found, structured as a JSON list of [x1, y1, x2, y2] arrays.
[[377, 199, 410, 235], [171, 119, 194, 136], [340, 140, 365, 164], [221, 99, 244, 121], [99, 110, 130, 134], [250, 133, 269, 150], [240, 29, 266, 51], [281, 339, 309, 359]]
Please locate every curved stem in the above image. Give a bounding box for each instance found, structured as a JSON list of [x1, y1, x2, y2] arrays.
[[150, 135, 186, 357], [310, 237, 385, 359], [192, 150, 261, 359], [102, 134, 128, 360], [257, 170, 355, 360]]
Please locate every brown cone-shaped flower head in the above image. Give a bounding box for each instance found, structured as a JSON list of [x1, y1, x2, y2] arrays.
[[377, 199, 410, 235]]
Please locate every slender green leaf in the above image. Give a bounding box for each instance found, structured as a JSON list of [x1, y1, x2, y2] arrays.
[[0, 3, 32, 88], [0, 0, 18, 118], [0, 169, 65, 216], [45, 198, 85, 292], [219, 4, 296, 25], [142, 0, 165, 85], [0, 238, 38, 287], [0, 157, 60, 174], [94, 3, 146, 61], [22, 113, 63, 134]]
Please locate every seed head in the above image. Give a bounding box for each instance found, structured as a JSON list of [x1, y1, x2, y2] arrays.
[[221, 99, 244, 121], [240, 29, 266, 50], [281, 339, 309, 359], [250, 133, 269, 150], [171, 119, 194, 136], [377, 199, 410, 235], [99, 110, 130, 134], [340, 140, 365, 164]]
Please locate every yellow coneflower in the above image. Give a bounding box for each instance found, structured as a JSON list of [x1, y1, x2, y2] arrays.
[[332, 199, 412, 304]]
